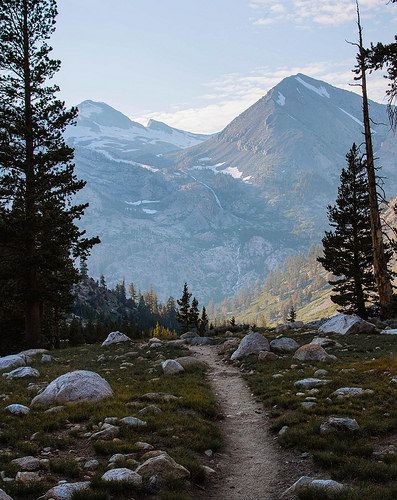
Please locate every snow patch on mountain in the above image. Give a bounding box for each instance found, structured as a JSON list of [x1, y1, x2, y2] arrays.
[[296, 76, 330, 98], [276, 92, 286, 106], [338, 107, 364, 127]]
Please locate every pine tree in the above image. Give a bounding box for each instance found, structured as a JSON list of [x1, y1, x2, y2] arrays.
[[128, 282, 136, 305], [176, 282, 191, 333], [317, 144, 384, 318], [230, 316, 236, 327], [198, 306, 208, 336], [99, 274, 106, 288], [353, 3, 394, 317], [80, 259, 88, 279], [287, 306, 296, 323], [0, 0, 99, 347], [189, 297, 200, 331]]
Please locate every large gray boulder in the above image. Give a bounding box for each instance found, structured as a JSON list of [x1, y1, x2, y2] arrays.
[[270, 337, 299, 354], [293, 344, 337, 363], [0, 489, 13, 500], [31, 370, 113, 406], [0, 354, 27, 371], [101, 331, 131, 347], [6, 404, 30, 415], [230, 332, 270, 360], [319, 313, 376, 335]]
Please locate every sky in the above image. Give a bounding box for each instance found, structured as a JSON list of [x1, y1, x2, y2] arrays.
[[54, 0, 396, 134]]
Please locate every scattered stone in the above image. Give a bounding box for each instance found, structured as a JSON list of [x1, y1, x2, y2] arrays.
[[174, 356, 207, 369], [11, 456, 42, 471], [319, 313, 376, 335], [202, 465, 216, 476], [293, 344, 337, 363], [381, 328, 397, 335], [84, 459, 99, 470], [332, 387, 374, 399], [278, 426, 289, 436], [230, 332, 270, 360], [274, 323, 292, 334], [0, 489, 13, 500], [45, 406, 65, 414], [15, 471, 42, 482], [5, 404, 30, 415], [310, 337, 340, 348], [3, 367, 40, 379], [19, 349, 47, 357], [294, 378, 331, 389], [135, 442, 154, 452], [43, 481, 91, 500], [188, 337, 212, 346], [204, 449, 213, 457], [282, 476, 344, 498], [101, 331, 131, 347], [320, 417, 360, 434], [101, 468, 142, 486], [0, 354, 27, 371], [31, 370, 113, 406], [218, 338, 240, 355], [120, 416, 146, 427], [390, 377, 397, 385], [136, 452, 190, 481], [91, 424, 120, 440], [301, 401, 317, 408], [138, 405, 162, 416], [41, 354, 52, 363], [161, 360, 184, 375], [270, 337, 299, 354], [180, 331, 197, 340], [258, 351, 279, 363], [314, 369, 329, 378], [140, 392, 179, 402]]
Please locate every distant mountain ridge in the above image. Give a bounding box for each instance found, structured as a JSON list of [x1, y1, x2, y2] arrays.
[[68, 75, 397, 303]]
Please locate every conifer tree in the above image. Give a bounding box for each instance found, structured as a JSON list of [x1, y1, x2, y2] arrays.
[[128, 282, 137, 305], [176, 282, 191, 333], [189, 297, 200, 331], [99, 274, 106, 288], [0, 0, 98, 346], [198, 306, 208, 336], [79, 259, 88, 279], [317, 144, 382, 317], [287, 306, 296, 323]]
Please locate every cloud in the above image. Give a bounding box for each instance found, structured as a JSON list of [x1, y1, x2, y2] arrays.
[[134, 62, 388, 134], [250, 0, 384, 27]]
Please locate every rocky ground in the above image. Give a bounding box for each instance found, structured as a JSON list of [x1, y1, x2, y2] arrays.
[[1, 315, 397, 499]]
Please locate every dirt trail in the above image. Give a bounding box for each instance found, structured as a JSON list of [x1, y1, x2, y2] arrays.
[[191, 345, 303, 500]]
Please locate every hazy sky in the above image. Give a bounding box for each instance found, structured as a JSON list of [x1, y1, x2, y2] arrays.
[[54, 0, 396, 133]]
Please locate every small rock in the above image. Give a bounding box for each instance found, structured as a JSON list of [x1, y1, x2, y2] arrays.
[[43, 481, 91, 500], [231, 332, 270, 360], [270, 337, 299, 354], [282, 476, 344, 497], [138, 404, 162, 416], [161, 360, 184, 375], [313, 369, 329, 377], [84, 459, 99, 470], [101, 331, 131, 347], [120, 416, 146, 427], [15, 471, 42, 482], [294, 378, 331, 389], [4, 367, 40, 379], [320, 417, 360, 434], [135, 442, 154, 452], [5, 404, 30, 415], [332, 387, 374, 399], [41, 354, 52, 363], [278, 426, 289, 436], [0, 488, 13, 500], [11, 456, 42, 471], [258, 351, 279, 363], [91, 424, 119, 440], [136, 452, 190, 480], [293, 344, 337, 363], [101, 468, 142, 486]]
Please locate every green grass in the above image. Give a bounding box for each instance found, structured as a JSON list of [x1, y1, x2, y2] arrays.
[[238, 330, 397, 498], [0, 341, 222, 499]]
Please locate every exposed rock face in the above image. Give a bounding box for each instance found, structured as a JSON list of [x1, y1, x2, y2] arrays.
[[0, 354, 27, 371], [101, 331, 131, 346], [31, 370, 113, 406], [293, 344, 337, 363], [319, 313, 376, 335], [135, 452, 190, 480], [0, 488, 13, 500], [270, 337, 299, 354], [161, 360, 184, 375], [320, 417, 360, 434], [4, 367, 40, 379], [101, 468, 142, 486], [230, 332, 270, 360], [43, 481, 91, 500]]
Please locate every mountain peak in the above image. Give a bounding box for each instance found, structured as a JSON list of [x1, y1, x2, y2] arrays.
[[77, 100, 146, 130], [147, 119, 174, 133]]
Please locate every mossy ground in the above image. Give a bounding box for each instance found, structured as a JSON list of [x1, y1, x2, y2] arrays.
[[0, 341, 222, 499], [237, 330, 397, 499]]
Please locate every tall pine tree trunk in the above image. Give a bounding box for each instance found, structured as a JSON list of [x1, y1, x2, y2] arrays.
[[23, 0, 41, 347], [356, 3, 393, 317]]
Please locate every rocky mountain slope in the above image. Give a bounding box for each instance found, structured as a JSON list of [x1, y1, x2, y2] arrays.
[[69, 76, 397, 302]]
